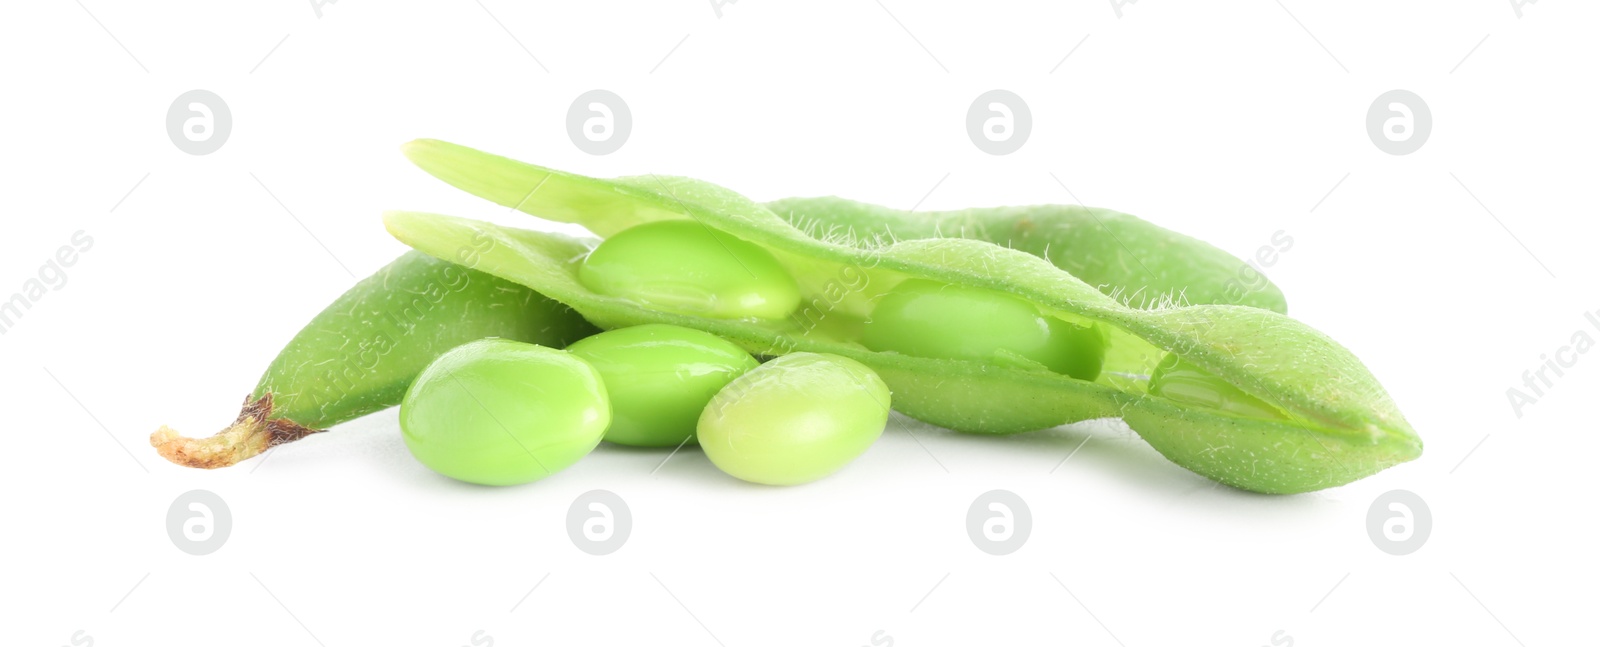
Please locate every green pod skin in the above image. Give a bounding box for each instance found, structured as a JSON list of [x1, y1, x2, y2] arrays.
[[765, 196, 1289, 313], [698, 353, 890, 485], [1148, 353, 1285, 420], [389, 139, 1421, 494], [149, 250, 597, 469], [567, 324, 760, 447], [401, 339, 610, 486]]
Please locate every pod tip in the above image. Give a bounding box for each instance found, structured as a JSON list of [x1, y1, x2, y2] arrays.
[[400, 138, 438, 158]]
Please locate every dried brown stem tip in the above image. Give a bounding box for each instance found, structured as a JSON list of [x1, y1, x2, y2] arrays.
[[149, 394, 317, 469]]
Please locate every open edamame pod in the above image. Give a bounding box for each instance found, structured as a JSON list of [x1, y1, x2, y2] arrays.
[[390, 140, 1420, 494], [149, 251, 597, 469], [765, 197, 1289, 313], [402, 139, 1285, 313]]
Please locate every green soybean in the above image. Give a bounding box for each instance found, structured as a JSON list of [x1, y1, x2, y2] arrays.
[[579, 219, 802, 320], [149, 250, 596, 469], [566, 324, 759, 447], [401, 338, 609, 486], [388, 139, 1421, 494], [863, 278, 1104, 381], [698, 352, 890, 485], [766, 196, 1289, 313]]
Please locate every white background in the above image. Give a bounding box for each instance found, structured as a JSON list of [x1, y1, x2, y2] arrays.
[[2, 1, 1595, 645]]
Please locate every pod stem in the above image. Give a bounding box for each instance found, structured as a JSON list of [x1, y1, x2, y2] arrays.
[[149, 394, 318, 469]]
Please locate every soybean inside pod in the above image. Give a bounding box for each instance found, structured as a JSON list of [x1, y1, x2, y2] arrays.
[[389, 139, 1421, 494]]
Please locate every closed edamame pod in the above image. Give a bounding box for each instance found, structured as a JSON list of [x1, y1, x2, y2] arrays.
[[149, 250, 597, 469], [387, 139, 1421, 494], [765, 197, 1289, 313]]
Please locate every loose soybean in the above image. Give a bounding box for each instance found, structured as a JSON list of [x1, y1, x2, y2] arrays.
[[400, 339, 609, 486], [567, 324, 759, 447], [698, 353, 890, 485]]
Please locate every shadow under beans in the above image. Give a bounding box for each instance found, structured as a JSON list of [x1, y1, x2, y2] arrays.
[[252, 406, 1342, 509], [917, 416, 1208, 490], [587, 441, 740, 487], [587, 442, 891, 492]]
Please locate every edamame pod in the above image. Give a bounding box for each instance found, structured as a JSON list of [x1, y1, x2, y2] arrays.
[[765, 197, 1289, 313], [390, 140, 1420, 494], [401, 139, 1285, 312], [149, 250, 597, 469]]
